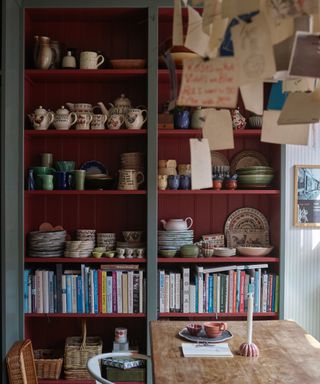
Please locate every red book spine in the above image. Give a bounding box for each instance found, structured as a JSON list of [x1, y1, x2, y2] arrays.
[[112, 271, 117, 313], [240, 271, 245, 313]]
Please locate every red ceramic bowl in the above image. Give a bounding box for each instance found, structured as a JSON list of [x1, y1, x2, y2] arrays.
[[186, 323, 202, 336]]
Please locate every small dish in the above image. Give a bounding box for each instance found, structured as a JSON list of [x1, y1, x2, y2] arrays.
[[186, 323, 202, 336], [159, 249, 177, 258], [103, 251, 116, 258], [80, 160, 107, 175], [237, 246, 274, 256]]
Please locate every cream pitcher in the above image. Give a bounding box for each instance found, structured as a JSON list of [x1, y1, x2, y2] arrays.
[[160, 217, 193, 231]]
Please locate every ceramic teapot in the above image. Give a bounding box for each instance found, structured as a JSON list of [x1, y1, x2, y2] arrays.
[[28, 106, 54, 130], [124, 108, 147, 130], [109, 94, 132, 115], [160, 217, 193, 231], [53, 106, 77, 130]]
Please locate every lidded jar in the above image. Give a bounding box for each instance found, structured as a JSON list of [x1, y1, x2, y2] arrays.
[[53, 106, 77, 130]]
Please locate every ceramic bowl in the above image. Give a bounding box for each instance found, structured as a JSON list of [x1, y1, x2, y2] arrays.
[[92, 251, 103, 258], [237, 246, 274, 256], [180, 244, 199, 258], [159, 248, 177, 258], [248, 115, 263, 128], [238, 174, 274, 185], [103, 251, 116, 258], [122, 231, 143, 242], [187, 323, 202, 336]]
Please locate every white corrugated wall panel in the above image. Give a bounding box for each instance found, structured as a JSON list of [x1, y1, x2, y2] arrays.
[[284, 126, 320, 340]]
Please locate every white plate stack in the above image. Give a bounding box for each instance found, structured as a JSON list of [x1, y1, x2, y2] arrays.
[[158, 230, 194, 253], [120, 152, 145, 172], [213, 247, 236, 257], [97, 233, 116, 250], [64, 240, 95, 258], [28, 230, 66, 258]]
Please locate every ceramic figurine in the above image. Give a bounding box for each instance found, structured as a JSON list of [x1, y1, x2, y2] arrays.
[[231, 108, 246, 130]]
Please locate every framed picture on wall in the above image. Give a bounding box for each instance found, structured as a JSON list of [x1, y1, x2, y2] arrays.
[[294, 165, 320, 227]]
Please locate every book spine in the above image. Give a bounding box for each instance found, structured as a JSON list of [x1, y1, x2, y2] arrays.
[[101, 271, 107, 313], [216, 274, 220, 313], [275, 275, 280, 313], [262, 272, 268, 312], [42, 270, 49, 313], [28, 274, 32, 313], [89, 270, 94, 314], [244, 274, 249, 312], [225, 274, 229, 314], [268, 273, 273, 312], [81, 264, 86, 314], [66, 274, 72, 313], [182, 267, 190, 313], [122, 272, 128, 313], [139, 270, 144, 313], [112, 271, 117, 313], [128, 270, 134, 314], [85, 267, 90, 314], [107, 273, 113, 313], [228, 270, 234, 313], [48, 271, 54, 313], [24, 270, 30, 313], [94, 270, 98, 314], [169, 272, 175, 312], [189, 284, 196, 313], [133, 271, 140, 313], [116, 271, 123, 314], [197, 267, 204, 314], [236, 269, 241, 312], [31, 275, 36, 313], [240, 271, 245, 313], [98, 269, 102, 314], [164, 274, 170, 313], [56, 264, 63, 313], [219, 274, 225, 313], [77, 275, 83, 314], [72, 275, 78, 313], [204, 272, 209, 313], [213, 274, 217, 313], [272, 274, 276, 312], [175, 273, 181, 312], [61, 275, 67, 313], [208, 274, 213, 313]]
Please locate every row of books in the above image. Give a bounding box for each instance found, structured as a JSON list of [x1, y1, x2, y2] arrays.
[[159, 264, 279, 314], [24, 264, 145, 314]]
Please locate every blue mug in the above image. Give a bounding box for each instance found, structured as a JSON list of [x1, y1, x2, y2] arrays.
[[174, 110, 190, 129], [54, 171, 72, 190], [168, 175, 180, 190], [179, 175, 191, 190]]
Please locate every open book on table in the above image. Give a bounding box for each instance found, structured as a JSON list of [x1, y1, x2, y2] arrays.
[[181, 343, 233, 358]]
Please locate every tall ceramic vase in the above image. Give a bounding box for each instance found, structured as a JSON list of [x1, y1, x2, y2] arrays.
[[35, 36, 53, 70]]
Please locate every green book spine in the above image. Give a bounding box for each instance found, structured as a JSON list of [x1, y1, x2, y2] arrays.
[[105, 367, 145, 382]]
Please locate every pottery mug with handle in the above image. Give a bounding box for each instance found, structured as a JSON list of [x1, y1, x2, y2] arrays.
[[118, 169, 144, 190], [75, 112, 93, 130], [79, 51, 104, 69], [124, 108, 147, 130]]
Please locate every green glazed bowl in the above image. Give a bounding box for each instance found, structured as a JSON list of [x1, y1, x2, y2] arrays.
[[180, 244, 199, 258]]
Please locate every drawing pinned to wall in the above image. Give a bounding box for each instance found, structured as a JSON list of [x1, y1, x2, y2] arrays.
[[294, 165, 320, 227]]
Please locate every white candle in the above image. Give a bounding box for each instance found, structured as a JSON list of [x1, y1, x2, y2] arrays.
[[247, 292, 253, 344]]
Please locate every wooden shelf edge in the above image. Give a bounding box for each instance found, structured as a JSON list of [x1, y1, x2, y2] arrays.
[[25, 190, 147, 196], [159, 312, 278, 318], [25, 257, 146, 263], [24, 129, 147, 137], [158, 257, 280, 263], [158, 189, 280, 196], [25, 313, 146, 318], [39, 381, 142, 384]]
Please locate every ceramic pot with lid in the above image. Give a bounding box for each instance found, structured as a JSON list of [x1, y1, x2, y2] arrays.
[[28, 106, 54, 130], [160, 217, 193, 231], [109, 94, 132, 115], [53, 106, 77, 130]]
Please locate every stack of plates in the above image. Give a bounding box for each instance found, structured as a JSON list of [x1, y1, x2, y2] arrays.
[[213, 247, 236, 257], [120, 152, 145, 172], [237, 166, 274, 188], [28, 230, 66, 258], [64, 240, 95, 258], [158, 230, 194, 252]]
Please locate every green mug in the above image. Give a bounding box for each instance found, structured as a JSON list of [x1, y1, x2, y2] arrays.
[[55, 160, 76, 172], [37, 174, 54, 190], [32, 166, 55, 189]]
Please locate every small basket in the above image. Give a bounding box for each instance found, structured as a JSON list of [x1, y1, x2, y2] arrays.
[[64, 320, 102, 380], [34, 349, 63, 380]]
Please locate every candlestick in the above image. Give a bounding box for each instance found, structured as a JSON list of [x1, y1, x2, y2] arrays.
[[247, 292, 253, 345]]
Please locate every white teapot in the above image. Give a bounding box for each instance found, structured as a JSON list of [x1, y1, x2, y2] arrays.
[[28, 106, 54, 130], [53, 106, 77, 130], [109, 93, 132, 115], [160, 217, 193, 231]]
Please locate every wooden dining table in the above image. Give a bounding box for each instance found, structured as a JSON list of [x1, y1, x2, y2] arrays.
[[150, 320, 320, 384]]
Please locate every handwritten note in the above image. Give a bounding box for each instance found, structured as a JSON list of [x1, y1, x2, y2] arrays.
[[185, 6, 210, 57], [221, 0, 259, 18], [190, 138, 213, 190], [231, 13, 276, 85], [261, 110, 310, 145], [203, 109, 234, 150], [240, 82, 263, 115], [177, 57, 238, 108], [173, 0, 184, 46]]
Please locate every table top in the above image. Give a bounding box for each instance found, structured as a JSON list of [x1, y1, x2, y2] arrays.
[[150, 320, 320, 384]]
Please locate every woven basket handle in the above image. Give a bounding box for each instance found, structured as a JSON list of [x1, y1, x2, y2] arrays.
[[80, 319, 87, 350]]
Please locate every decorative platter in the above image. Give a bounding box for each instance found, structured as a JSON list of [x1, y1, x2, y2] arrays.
[[211, 151, 229, 167], [179, 328, 233, 343], [224, 207, 270, 248], [230, 150, 268, 175], [80, 160, 107, 175]]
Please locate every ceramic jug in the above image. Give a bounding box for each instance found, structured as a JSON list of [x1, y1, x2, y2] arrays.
[[53, 106, 77, 130], [124, 108, 147, 130], [28, 106, 54, 130], [118, 169, 144, 190], [160, 217, 193, 231], [34, 36, 54, 70]]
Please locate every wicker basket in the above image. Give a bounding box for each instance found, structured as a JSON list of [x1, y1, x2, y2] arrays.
[[64, 320, 102, 380], [6, 339, 38, 384], [34, 349, 63, 380]]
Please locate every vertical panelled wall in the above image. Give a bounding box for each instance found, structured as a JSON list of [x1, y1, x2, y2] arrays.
[[284, 126, 320, 340]]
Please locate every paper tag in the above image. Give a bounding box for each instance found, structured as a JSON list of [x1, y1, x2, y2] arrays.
[[231, 14, 276, 85], [203, 109, 234, 150], [221, 0, 259, 18], [173, 0, 184, 46], [282, 78, 315, 92], [240, 82, 263, 115], [278, 92, 320, 124], [190, 138, 212, 190], [177, 57, 238, 108], [185, 6, 210, 57], [261, 110, 310, 145]]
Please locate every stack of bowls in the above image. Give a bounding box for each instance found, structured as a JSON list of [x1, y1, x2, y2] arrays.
[[97, 232, 116, 250], [237, 166, 274, 188], [213, 247, 236, 257], [28, 230, 66, 258], [120, 152, 144, 172], [158, 159, 177, 176], [64, 240, 94, 258], [158, 230, 194, 255], [76, 229, 96, 244]]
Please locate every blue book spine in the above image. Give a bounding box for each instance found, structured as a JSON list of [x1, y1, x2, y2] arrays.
[[66, 275, 72, 313], [208, 274, 213, 313], [48, 271, 54, 313], [94, 270, 98, 314], [236, 270, 241, 312], [77, 276, 83, 314], [195, 275, 198, 313], [24, 270, 30, 313], [107, 273, 113, 313], [272, 274, 276, 312], [254, 270, 260, 312], [85, 267, 89, 314]]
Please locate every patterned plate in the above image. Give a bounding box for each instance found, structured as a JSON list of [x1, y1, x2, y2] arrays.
[[80, 160, 107, 175], [211, 151, 229, 167], [224, 208, 270, 248], [230, 150, 268, 175], [179, 328, 233, 343]]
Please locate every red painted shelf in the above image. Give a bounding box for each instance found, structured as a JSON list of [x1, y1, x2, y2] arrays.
[[159, 312, 278, 318], [158, 257, 279, 263], [158, 129, 202, 137], [234, 129, 262, 137], [158, 189, 280, 196], [25, 257, 146, 263], [24, 129, 147, 137], [25, 313, 146, 318], [25, 69, 147, 83], [25, 190, 146, 196]]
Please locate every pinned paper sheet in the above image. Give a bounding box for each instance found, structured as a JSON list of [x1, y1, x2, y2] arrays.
[[289, 32, 320, 78], [267, 81, 288, 110], [282, 78, 315, 93], [240, 82, 263, 115], [185, 6, 210, 57], [203, 109, 234, 150], [207, 15, 229, 57], [173, 0, 184, 46], [177, 57, 238, 108], [261, 110, 310, 145], [260, 0, 294, 44], [202, 0, 221, 34], [231, 14, 276, 85], [221, 0, 259, 18], [278, 92, 320, 124], [190, 138, 213, 190]]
